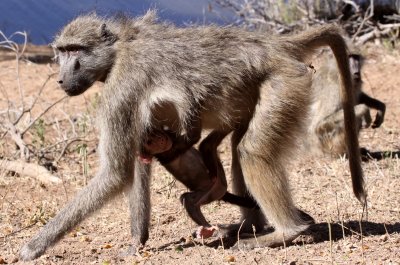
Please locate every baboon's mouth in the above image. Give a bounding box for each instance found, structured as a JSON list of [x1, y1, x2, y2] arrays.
[[63, 87, 86, 96]]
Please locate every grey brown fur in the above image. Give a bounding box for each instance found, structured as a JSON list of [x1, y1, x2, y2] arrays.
[[20, 11, 365, 260], [306, 47, 386, 155]]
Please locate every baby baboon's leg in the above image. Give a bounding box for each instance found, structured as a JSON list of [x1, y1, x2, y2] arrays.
[[235, 73, 314, 249]]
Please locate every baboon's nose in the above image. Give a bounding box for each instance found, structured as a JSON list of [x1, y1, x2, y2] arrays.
[[57, 80, 63, 84]]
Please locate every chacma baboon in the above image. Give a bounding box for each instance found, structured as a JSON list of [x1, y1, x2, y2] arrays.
[[20, 11, 365, 260], [306, 47, 386, 155], [142, 129, 259, 238]]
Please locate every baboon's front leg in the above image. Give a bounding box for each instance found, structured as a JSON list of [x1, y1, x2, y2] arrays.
[[20, 130, 134, 261], [20, 170, 127, 261], [128, 160, 151, 250]]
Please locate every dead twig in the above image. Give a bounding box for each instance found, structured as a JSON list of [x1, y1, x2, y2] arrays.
[[0, 159, 61, 184]]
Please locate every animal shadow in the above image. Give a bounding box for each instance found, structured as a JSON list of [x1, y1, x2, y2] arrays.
[[156, 221, 400, 250]]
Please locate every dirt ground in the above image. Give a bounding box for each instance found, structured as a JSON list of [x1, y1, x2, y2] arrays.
[[0, 43, 399, 265]]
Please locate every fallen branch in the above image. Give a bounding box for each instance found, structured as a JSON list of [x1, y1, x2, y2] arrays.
[[0, 159, 61, 184], [355, 23, 400, 45]]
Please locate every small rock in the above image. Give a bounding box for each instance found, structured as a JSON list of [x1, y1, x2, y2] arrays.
[[103, 244, 112, 249], [224, 255, 235, 263]]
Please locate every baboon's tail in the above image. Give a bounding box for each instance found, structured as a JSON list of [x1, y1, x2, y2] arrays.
[[283, 25, 367, 205]]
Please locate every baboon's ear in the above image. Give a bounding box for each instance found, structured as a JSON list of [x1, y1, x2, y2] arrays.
[[100, 23, 118, 44]]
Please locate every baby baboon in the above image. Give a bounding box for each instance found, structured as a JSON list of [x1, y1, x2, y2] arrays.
[[142, 129, 259, 238], [307, 47, 386, 155], [20, 11, 365, 260]]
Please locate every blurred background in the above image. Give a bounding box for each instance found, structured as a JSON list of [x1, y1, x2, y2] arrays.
[[0, 0, 231, 44], [0, 0, 399, 45]]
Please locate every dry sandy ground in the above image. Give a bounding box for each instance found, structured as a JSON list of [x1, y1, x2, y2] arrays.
[[0, 44, 399, 264]]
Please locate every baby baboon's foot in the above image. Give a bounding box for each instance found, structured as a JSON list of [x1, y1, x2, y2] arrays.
[[194, 226, 219, 239]]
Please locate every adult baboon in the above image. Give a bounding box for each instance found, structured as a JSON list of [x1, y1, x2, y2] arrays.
[[306, 48, 386, 155], [20, 11, 365, 260]]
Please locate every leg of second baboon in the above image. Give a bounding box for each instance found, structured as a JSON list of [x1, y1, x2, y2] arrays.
[[128, 160, 151, 249], [318, 104, 371, 133]]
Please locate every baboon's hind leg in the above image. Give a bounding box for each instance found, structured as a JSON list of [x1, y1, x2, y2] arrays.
[[235, 71, 314, 249], [222, 129, 266, 237]]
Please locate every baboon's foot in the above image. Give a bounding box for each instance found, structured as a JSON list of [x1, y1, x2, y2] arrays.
[[20, 240, 46, 261], [222, 209, 266, 237], [220, 222, 265, 238], [233, 225, 310, 250], [232, 230, 297, 250], [119, 245, 143, 257], [231, 209, 314, 250], [222, 208, 313, 238]]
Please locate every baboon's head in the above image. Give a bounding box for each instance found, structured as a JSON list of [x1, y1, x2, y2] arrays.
[[349, 53, 362, 82], [53, 15, 118, 96]]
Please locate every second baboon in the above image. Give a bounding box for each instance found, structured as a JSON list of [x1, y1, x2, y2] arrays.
[[20, 12, 365, 260], [306, 47, 386, 155]]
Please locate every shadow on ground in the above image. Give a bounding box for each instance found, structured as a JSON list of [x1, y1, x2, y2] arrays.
[[155, 221, 400, 251]]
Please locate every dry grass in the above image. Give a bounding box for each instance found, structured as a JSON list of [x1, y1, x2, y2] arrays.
[[0, 41, 399, 264]]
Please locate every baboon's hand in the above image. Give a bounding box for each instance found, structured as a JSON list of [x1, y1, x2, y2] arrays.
[[20, 239, 46, 261]]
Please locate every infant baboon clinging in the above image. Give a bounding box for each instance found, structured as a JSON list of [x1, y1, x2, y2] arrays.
[[142, 129, 260, 239], [20, 11, 365, 260], [307, 47, 386, 155]]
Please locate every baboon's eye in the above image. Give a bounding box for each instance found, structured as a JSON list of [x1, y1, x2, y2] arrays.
[[63, 45, 86, 55], [68, 49, 80, 56]]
